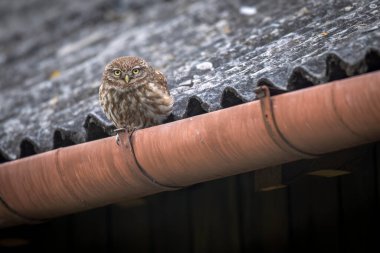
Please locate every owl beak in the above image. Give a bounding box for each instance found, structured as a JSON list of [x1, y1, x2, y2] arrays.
[[124, 75, 130, 84]]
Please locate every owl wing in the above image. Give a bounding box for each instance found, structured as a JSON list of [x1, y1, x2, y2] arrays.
[[154, 70, 170, 95]]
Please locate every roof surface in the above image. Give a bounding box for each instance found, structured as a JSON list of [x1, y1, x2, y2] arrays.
[[1, 0, 380, 160]]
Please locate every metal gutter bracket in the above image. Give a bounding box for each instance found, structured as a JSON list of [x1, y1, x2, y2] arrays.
[[254, 86, 318, 159], [117, 129, 181, 190]]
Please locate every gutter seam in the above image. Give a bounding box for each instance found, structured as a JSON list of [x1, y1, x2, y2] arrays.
[[0, 195, 44, 224]]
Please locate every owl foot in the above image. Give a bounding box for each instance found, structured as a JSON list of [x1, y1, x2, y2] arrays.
[[113, 128, 137, 146], [114, 128, 126, 146]]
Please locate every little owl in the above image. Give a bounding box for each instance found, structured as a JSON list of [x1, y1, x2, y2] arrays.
[[99, 56, 173, 140]]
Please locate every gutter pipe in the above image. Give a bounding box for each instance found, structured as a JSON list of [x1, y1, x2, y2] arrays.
[[0, 71, 379, 228]]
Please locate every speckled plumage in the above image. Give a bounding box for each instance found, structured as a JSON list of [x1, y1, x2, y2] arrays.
[[99, 56, 173, 131]]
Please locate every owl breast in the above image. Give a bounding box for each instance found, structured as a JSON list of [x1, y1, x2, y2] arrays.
[[100, 82, 173, 130]]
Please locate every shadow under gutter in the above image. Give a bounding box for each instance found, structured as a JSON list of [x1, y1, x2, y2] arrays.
[[0, 71, 380, 228]]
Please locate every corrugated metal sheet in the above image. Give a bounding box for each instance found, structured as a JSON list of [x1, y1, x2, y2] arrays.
[[0, 0, 379, 160]]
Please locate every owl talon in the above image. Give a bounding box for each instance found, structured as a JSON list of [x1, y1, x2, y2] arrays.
[[114, 128, 127, 146], [113, 127, 138, 146]]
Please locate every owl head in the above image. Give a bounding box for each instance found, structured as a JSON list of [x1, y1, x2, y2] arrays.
[[102, 56, 152, 90]]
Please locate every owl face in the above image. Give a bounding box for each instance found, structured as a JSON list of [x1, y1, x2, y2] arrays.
[[102, 56, 151, 90]]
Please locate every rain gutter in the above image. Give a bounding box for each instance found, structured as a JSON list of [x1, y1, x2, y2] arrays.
[[0, 71, 379, 228]]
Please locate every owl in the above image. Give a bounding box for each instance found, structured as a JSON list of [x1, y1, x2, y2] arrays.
[[99, 56, 173, 138]]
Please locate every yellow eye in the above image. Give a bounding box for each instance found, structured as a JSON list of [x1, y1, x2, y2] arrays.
[[113, 70, 121, 76], [132, 68, 140, 75]]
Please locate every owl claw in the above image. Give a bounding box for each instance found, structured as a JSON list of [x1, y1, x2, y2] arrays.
[[113, 128, 137, 146], [114, 128, 126, 146]]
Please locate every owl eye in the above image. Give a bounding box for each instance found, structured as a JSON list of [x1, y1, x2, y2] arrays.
[[132, 68, 140, 75], [113, 70, 121, 76]]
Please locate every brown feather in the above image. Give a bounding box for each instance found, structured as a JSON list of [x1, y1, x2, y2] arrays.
[[99, 56, 173, 131]]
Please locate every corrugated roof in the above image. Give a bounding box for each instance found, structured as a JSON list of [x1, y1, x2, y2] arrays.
[[0, 0, 380, 160]]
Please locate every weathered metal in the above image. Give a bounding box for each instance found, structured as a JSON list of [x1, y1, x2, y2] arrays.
[[1, 0, 379, 161], [0, 72, 379, 227]]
